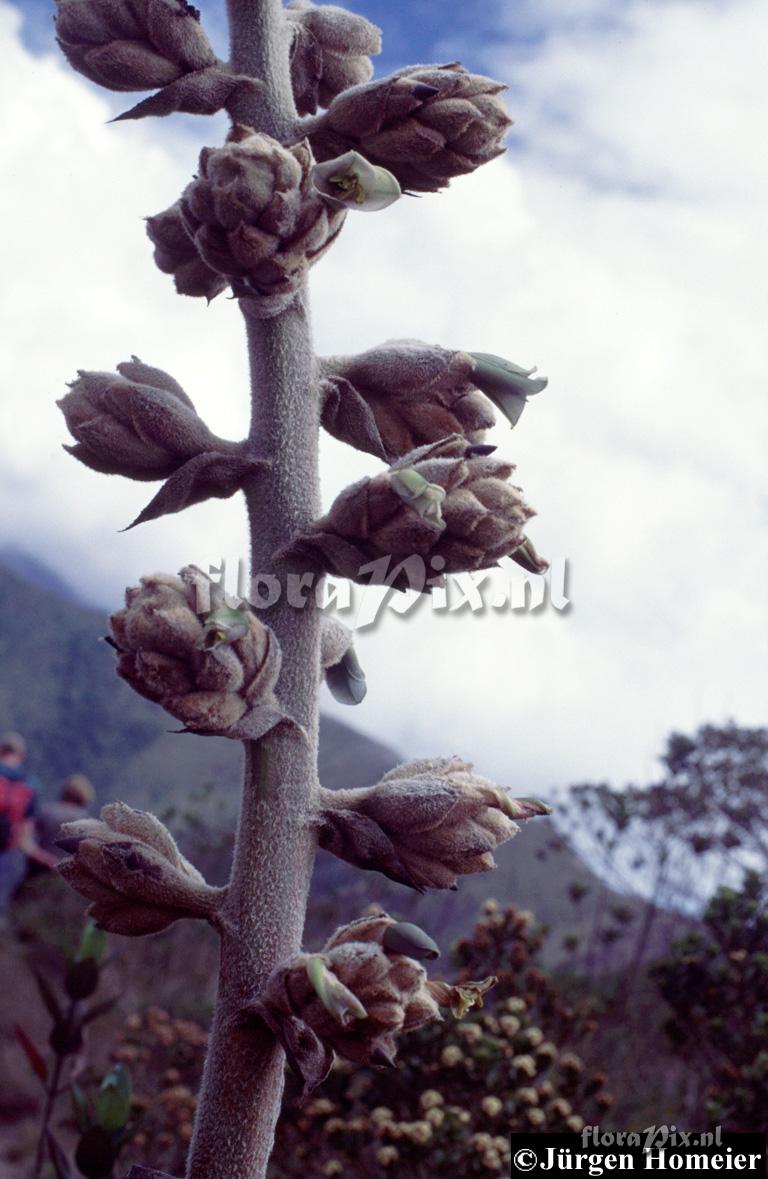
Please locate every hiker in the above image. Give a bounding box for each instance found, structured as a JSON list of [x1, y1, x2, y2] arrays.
[[0, 732, 57, 917], [36, 773, 95, 856]]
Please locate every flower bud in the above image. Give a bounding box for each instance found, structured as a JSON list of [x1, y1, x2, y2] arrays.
[[56, 801, 223, 936], [317, 755, 552, 890], [279, 434, 545, 589], [309, 63, 512, 193], [58, 358, 230, 481], [320, 616, 367, 705], [319, 340, 495, 461], [109, 566, 293, 740], [311, 151, 401, 211], [287, 0, 382, 115], [146, 202, 228, 300], [247, 913, 447, 1095], [180, 127, 346, 317], [55, 0, 217, 92]]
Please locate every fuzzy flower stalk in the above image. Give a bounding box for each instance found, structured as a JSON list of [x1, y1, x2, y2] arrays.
[[47, 0, 555, 1176]]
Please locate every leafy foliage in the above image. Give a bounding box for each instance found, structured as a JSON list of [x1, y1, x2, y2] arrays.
[[654, 870, 768, 1130]]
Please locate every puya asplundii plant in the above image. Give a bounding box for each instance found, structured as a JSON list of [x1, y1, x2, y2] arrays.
[[51, 2, 553, 1176]]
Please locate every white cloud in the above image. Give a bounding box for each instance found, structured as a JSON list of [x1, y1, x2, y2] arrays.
[[0, 0, 766, 795]]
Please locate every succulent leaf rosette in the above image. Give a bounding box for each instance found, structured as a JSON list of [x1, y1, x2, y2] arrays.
[[280, 434, 547, 589], [109, 566, 293, 739], [248, 913, 495, 1095], [317, 755, 552, 890], [309, 63, 512, 193]]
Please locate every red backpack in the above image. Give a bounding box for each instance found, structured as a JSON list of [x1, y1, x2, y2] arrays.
[[0, 774, 34, 851]]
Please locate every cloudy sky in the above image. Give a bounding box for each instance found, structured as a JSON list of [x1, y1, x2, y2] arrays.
[[1, 0, 766, 800]]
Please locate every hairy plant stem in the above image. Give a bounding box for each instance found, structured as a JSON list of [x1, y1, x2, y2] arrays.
[[185, 3, 321, 1177]]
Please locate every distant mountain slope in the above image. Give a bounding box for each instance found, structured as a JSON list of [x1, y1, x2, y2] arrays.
[[0, 555, 681, 966]]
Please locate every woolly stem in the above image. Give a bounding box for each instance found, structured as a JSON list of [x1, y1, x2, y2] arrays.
[[184, 3, 321, 1178]]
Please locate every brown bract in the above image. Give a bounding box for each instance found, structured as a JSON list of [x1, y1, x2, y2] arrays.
[[180, 128, 346, 317], [55, 0, 217, 92], [318, 755, 551, 890], [309, 63, 513, 193], [58, 358, 228, 480], [279, 434, 537, 589], [320, 340, 495, 461], [110, 566, 290, 740], [248, 914, 442, 1096], [146, 203, 228, 300], [56, 801, 223, 936], [287, 0, 382, 115]]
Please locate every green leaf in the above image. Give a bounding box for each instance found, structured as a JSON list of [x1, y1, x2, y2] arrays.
[[95, 1064, 132, 1132], [77, 921, 107, 964]]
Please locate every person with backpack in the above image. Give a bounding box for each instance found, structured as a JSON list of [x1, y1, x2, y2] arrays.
[[0, 732, 57, 920]]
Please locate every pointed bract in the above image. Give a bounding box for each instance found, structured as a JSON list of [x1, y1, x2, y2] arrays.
[[109, 566, 294, 739], [317, 757, 552, 890], [279, 434, 545, 589], [320, 340, 495, 460], [180, 128, 346, 317], [286, 0, 381, 115], [56, 802, 222, 937], [309, 63, 513, 192]]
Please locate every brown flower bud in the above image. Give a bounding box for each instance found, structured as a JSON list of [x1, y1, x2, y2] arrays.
[[286, 0, 382, 116], [309, 63, 512, 193], [110, 566, 292, 740], [317, 755, 552, 890], [55, 0, 216, 91], [56, 801, 223, 936], [146, 203, 228, 300], [180, 127, 346, 316], [58, 358, 230, 480], [320, 340, 495, 461], [320, 616, 366, 705], [279, 434, 546, 589], [248, 914, 446, 1094]]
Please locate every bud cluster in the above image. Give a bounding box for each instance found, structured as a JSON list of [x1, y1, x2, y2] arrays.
[[56, 802, 223, 936], [317, 756, 552, 890], [110, 566, 292, 740], [249, 913, 493, 1095], [287, 0, 382, 116], [280, 434, 546, 588], [58, 357, 232, 481], [178, 127, 346, 317], [319, 341, 495, 461], [309, 63, 513, 193], [54, 0, 257, 120]]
